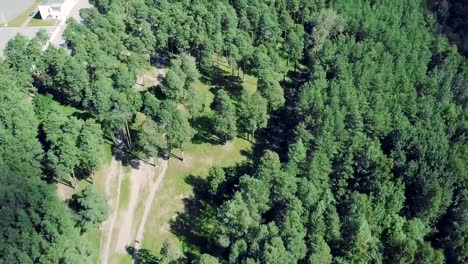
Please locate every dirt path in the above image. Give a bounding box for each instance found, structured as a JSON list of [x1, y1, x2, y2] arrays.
[[114, 161, 156, 253], [133, 159, 169, 263], [136, 67, 165, 91], [100, 158, 123, 264]]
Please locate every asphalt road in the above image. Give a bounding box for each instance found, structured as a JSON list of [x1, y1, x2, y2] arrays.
[[0, 0, 35, 25]]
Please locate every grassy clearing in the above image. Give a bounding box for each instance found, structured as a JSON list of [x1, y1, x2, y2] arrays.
[[2, 1, 38, 27], [142, 138, 251, 255]]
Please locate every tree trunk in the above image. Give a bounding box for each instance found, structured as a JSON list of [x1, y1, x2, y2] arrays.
[[242, 61, 246, 80], [109, 132, 116, 144], [125, 122, 132, 150], [181, 147, 185, 162], [72, 171, 77, 189]]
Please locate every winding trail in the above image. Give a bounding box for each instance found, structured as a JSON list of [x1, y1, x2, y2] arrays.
[[100, 158, 123, 264], [133, 159, 169, 264]]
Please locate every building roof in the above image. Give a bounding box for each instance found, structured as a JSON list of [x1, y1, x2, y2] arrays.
[[40, 0, 65, 5]]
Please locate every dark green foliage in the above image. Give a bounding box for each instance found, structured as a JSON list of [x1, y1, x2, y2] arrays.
[[212, 90, 237, 143], [70, 186, 110, 231], [429, 0, 468, 56], [0, 168, 93, 264], [237, 91, 269, 140], [0, 65, 94, 263]]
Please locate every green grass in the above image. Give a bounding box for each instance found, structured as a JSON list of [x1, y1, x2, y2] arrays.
[[119, 174, 131, 209], [2, 1, 38, 27], [114, 254, 133, 264], [193, 79, 214, 113], [142, 138, 251, 256], [82, 227, 103, 263], [211, 54, 258, 95], [242, 74, 258, 94], [28, 18, 57, 27], [57, 143, 111, 200]]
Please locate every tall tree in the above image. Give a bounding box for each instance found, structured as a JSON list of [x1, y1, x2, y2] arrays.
[[237, 90, 269, 140], [212, 90, 237, 143]]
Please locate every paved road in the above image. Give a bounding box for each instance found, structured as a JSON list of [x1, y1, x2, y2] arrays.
[[0, 0, 35, 25]]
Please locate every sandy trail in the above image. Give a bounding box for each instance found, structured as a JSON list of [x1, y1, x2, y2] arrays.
[[133, 159, 169, 263], [114, 161, 156, 253], [100, 158, 123, 264]]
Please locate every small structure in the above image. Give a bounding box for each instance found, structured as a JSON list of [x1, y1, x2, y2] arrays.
[[38, 0, 74, 20]]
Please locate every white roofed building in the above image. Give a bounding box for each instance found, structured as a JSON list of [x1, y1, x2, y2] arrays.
[[38, 0, 75, 20]]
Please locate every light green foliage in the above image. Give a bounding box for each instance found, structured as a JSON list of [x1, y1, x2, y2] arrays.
[[161, 69, 185, 101], [309, 8, 345, 54], [207, 166, 226, 196], [195, 254, 220, 264], [136, 118, 167, 159], [159, 100, 194, 151]]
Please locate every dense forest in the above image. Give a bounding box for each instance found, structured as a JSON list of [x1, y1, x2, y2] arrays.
[[0, 0, 466, 263]]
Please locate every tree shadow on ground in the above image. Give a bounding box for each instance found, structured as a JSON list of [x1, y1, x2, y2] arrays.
[[250, 68, 309, 162], [200, 66, 244, 100], [126, 246, 160, 264], [190, 116, 222, 145], [250, 109, 294, 162], [169, 191, 222, 258], [111, 138, 143, 169], [169, 161, 253, 259]]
